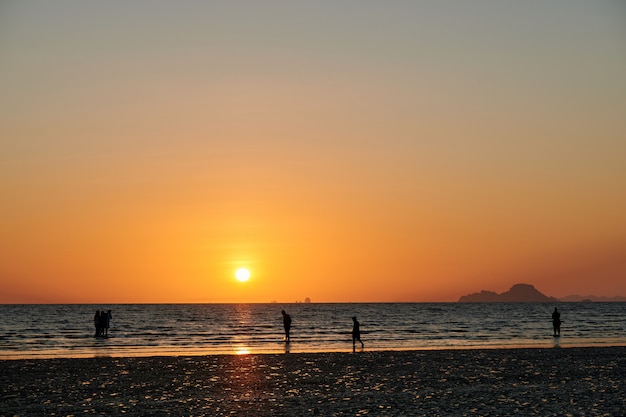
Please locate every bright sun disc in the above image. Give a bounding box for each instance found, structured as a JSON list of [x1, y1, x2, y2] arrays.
[[235, 268, 250, 282]]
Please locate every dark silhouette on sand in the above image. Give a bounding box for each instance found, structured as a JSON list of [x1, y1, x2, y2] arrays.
[[552, 307, 561, 337], [352, 316, 364, 351], [281, 310, 292, 342]]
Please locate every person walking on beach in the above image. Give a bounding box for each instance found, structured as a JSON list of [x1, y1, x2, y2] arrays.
[[281, 310, 292, 342], [352, 316, 364, 351], [552, 307, 561, 337]]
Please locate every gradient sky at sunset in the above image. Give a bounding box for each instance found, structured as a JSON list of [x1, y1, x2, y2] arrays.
[[2, 2, 625, 303]]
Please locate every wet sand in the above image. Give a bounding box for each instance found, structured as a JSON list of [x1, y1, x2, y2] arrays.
[[2, 347, 625, 416]]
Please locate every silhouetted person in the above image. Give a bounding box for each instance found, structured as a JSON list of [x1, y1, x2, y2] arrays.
[[281, 310, 292, 342], [104, 310, 112, 336], [352, 316, 364, 351], [97, 310, 106, 337], [94, 310, 101, 337], [552, 307, 561, 337]]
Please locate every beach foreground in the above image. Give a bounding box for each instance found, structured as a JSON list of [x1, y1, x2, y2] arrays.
[[2, 347, 624, 416]]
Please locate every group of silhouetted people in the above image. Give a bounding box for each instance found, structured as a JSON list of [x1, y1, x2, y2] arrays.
[[94, 310, 112, 337], [281, 310, 365, 352]]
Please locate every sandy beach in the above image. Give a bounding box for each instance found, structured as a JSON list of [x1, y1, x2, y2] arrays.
[[2, 347, 624, 416]]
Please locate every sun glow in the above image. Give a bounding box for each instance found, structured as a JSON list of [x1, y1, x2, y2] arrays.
[[235, 268, 251, 282]]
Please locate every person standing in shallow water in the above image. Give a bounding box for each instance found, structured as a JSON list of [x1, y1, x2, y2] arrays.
[[281, 310, 292, 342], [104, 310, 112, 337], [352, 316, 364, 351], [552, 307, 561, 337], [94, 310, 101, 337]]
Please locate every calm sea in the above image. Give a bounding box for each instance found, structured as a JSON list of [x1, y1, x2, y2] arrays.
[[1, 303, 625, 359]]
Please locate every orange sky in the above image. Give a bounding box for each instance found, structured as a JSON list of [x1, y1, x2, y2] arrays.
[[1, 2, 625, 303]]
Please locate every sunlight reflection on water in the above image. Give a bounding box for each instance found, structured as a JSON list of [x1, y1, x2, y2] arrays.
[[1, 303, 625, 359]]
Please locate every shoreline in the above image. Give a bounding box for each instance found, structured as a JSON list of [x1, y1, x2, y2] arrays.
[[2, 346, 625, 415], [3, 339, 626, 361]]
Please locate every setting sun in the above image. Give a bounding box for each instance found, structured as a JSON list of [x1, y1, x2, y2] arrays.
[[235, 268, 251, 283], [1, 2, 625, 306]]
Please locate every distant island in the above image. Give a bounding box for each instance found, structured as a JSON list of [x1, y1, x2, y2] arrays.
[[458, 283, 559, 303], [559, 294, 626, 302]]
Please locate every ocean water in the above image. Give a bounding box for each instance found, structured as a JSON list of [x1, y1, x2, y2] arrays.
[[1, 303, 625, 359]]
